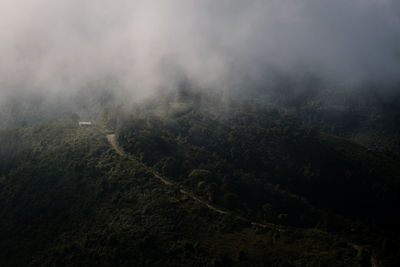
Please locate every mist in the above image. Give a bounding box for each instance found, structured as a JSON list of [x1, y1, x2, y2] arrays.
[[1, 0, 400, 121]]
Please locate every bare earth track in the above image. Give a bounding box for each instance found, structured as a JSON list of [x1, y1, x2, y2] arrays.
[[107, 133, 378, 264], [106, 133, 282, 231], [107, 134, 125, 156]]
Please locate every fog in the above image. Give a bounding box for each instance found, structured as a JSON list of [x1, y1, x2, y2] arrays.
[[0, 0, 399, 120]]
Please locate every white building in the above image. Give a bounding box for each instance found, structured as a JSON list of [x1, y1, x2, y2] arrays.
[[78, 121, 92, 127]]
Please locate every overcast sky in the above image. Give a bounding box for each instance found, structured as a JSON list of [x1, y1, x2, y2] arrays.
[[0, 0, 399, 101]]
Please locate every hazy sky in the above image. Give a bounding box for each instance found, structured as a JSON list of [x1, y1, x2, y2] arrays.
[[0, 0, 399, 101]]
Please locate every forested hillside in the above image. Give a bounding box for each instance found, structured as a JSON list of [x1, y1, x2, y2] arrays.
[[116, 91, 400, 223], [264, 84, 400, 154], [0, 120, 362, 266], [1, 0, 400, 266], [0, 92, 400, 266], [113, 91, 400, 266]]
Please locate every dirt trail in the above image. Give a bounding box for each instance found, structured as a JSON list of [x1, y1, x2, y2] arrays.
[[158, 175, 283, 230], [107, 134, 125, 156], [106, 133, 380, 262], [154, 173, 284, 231], [179, 188, 229, 215], [154, 172, 228, 215], [106, 134, 282, 231], [153, 173, 172, 185]]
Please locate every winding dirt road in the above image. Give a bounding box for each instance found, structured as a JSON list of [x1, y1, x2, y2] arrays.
[[106, 133, 381, 263], [107, 134, 125, 156], [106, 133, 283, 231]]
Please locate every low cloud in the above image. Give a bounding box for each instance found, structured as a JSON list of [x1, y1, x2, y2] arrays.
[[0, 0, 399, 103]]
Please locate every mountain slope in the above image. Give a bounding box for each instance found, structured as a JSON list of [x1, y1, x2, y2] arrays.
[[114, 93, 400, 265], [116, 95, 400, 225], [0, 121, 363, 266]]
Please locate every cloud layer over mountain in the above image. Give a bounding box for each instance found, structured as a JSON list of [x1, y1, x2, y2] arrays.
[[0, 0, 399, 101]]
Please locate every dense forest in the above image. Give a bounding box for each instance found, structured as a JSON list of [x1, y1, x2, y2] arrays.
[[1, 90, 399, 266], [268, 84, 400, 155], [1, 0, 400, 265]]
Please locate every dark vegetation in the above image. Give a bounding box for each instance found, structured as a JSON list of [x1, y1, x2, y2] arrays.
[[1, 89, 400, 266], [117, 91, 400, 221], [265, 81, 400, 154]]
